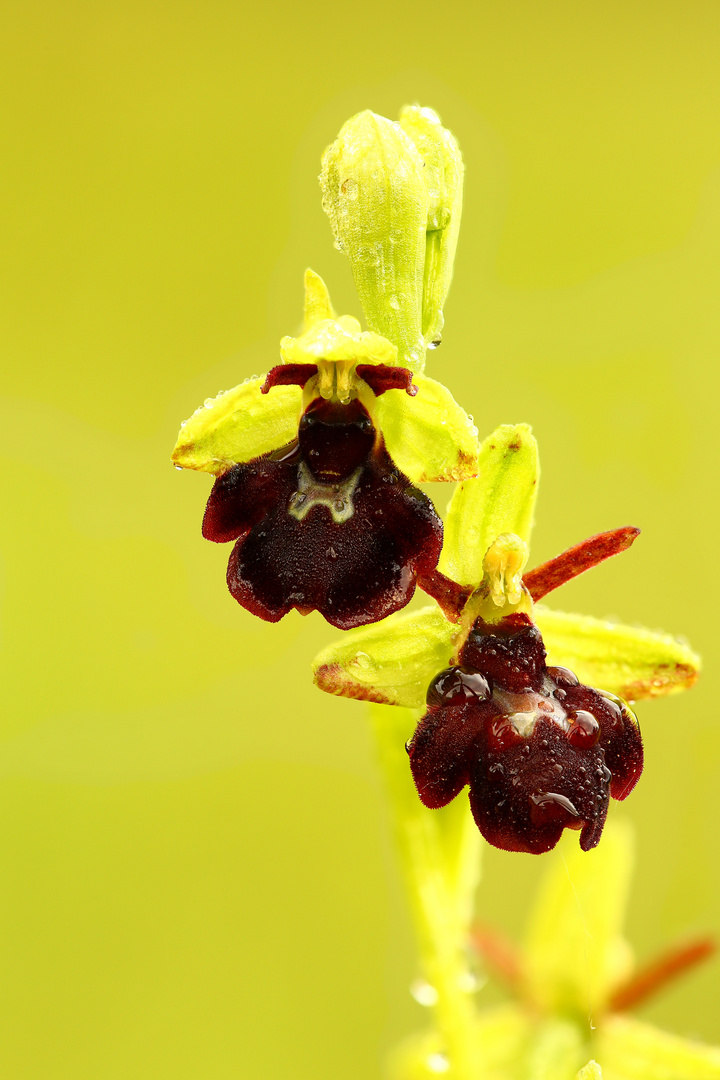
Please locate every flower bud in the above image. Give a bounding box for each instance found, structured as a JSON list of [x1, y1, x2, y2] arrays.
[[320, 106, 463, 372]]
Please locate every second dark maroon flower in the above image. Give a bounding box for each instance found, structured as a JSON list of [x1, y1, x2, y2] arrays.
[[407, 613, 643, 855]]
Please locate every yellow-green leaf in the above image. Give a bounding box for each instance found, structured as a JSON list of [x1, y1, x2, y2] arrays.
[[374, 372, 479, 483], [440, 423, 539, 588], [534, 605, 700, 701], [171, 377, 302, 475]]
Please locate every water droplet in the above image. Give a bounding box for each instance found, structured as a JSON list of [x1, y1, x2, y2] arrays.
[[428, 339, 441, 349], [203, 397, 214, 408], [180, 420, 187, 428], [355, 652, 371, 670], [410, 978, 438, 1007], [427, 1052, 450, 1073], [457, 970, 479, 993], [174, 464, 183, 471], [388, 296, 400, 310]]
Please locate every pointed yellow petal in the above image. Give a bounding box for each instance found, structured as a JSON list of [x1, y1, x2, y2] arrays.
[[303, 268, 334, 328]]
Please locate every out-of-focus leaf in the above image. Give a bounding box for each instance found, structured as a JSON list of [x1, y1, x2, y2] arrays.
[[598, 1015, 720, 1079], [523, 821, 634, 1018]]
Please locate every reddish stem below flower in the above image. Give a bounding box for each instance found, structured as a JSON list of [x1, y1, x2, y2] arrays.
[[417, 569, 473, 621], [470, 924, 522, 991], [523, 526, 641, 602], [608, 937, 716, 1012]]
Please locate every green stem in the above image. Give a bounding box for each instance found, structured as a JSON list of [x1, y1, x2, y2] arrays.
[[370, 705, 484, 1078]]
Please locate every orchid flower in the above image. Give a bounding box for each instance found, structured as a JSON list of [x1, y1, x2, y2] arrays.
[[313, 423, 699, 851]]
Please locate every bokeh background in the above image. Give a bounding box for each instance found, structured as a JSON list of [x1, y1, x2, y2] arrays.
[[2, 1, 720, 1076]]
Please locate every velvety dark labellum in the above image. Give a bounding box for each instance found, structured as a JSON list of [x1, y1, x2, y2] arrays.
[[202, 398, 443, 629], [408, 615, 643, 854]]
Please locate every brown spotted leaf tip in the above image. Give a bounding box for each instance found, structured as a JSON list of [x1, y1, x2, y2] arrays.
[[524, 527, 641, 602]]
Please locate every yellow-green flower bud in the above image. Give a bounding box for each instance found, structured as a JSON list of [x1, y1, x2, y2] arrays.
[[320, 106, 463, 372]]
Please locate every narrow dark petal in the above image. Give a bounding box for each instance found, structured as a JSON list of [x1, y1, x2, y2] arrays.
[[261, 363, 318, 393], [408, 701, 490, 808], [524, 526, 640, 601], [468, 717, 612, 855], [355, 363, 417, 396], [202, 452, 298, 542]]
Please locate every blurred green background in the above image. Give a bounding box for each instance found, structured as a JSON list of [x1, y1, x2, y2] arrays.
[[2, 1, 719, 1075]]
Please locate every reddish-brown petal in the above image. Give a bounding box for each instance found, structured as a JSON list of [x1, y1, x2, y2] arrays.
[[524, 527, 640, 602], [468, 716, 611, 855], [355, 363, 417, 396], [202, 446, 299, 543], [408, 700, 490, 808], [261, 363, 318, 393]]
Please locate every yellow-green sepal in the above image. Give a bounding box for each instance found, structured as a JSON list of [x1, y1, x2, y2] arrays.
[[398, 105, 463, 348], [597, 1015, 720, 1079], [534, 605, 701, 701], [312, 606, 455, 708], [523, 821, 634, 1020], [440, 423, 539, 588], [373, 373, 479, 483], [171, 378, 302, 476]]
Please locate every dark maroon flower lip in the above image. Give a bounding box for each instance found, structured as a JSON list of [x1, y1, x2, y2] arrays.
[[407, 614, 643, 855], [202, 396, 443, 629]]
